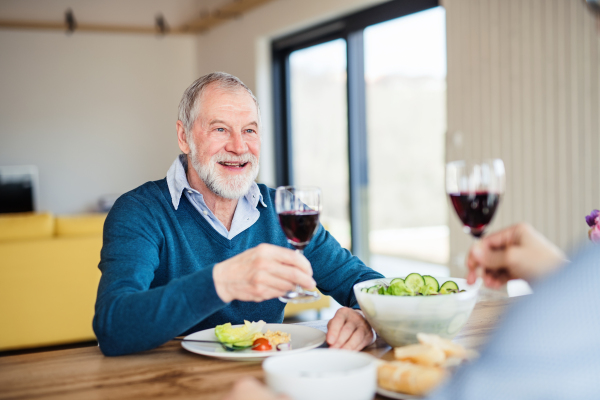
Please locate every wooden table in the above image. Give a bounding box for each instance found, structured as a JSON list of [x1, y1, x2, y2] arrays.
[[0, 299, 513, 400]]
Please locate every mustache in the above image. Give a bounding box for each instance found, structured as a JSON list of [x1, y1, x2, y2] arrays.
[[211, 153, 258, 164]]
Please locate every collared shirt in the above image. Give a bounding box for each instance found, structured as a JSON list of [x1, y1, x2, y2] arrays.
[[166, 154, 267, 240]]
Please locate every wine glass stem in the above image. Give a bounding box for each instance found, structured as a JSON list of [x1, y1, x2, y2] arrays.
[[295, 249, 304, 293]]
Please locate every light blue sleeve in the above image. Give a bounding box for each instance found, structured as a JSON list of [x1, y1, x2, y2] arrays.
[[427, 245, 600, 400]]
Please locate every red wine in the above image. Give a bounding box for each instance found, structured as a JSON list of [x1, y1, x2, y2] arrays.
[[277, 210, 320, 250], [449, 192, 500, 238]]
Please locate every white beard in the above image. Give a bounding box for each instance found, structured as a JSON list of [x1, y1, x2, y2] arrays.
[[190, 144, 260, 200]]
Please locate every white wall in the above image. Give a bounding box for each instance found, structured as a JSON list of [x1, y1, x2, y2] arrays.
[[0, 0, 388, 214], [0, 30, 196, 214], [194, 0, 388, 187]]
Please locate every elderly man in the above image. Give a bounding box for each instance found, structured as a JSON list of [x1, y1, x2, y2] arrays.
[[93, 72, 383, 356]]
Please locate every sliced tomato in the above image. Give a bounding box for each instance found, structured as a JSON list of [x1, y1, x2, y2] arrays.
[[252, 337, 272, 351]]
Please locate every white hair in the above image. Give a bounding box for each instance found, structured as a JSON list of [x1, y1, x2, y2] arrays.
[[178, 72, 260, 139]]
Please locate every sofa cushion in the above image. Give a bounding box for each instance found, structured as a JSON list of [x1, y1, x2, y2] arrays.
[[0, 236, 102, 350], [0, 212, 54, 242], [55, 213, 106, 237]]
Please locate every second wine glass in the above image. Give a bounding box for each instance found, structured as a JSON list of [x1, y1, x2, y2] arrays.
[[446, 159, 505, 238], [275, 186, 322, 303]]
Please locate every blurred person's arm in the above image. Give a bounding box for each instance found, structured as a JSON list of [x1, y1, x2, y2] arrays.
[[427, 244, 600, 400], [466, 223, 567, 288]]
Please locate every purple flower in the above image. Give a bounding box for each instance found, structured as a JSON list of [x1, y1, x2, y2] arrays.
[[585, 209, 599, 227]]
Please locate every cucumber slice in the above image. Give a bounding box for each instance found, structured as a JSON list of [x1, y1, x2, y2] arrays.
[[390, 278, 404, 285], [378, 286, 387, 295], [360, 287, 369, 293], [367, 285, 380, 294], [388, 279, 411, 296], [439, 280, 459, 294], [422, 275, 439, 295], [404, 273, 425, 295]]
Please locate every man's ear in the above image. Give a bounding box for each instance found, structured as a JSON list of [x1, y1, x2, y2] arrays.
[[176, 120, 190, 154]]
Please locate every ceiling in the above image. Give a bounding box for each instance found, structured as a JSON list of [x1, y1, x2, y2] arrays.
[[0, 0, 275, 34]]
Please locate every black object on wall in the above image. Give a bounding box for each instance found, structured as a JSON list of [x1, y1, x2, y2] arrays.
[[0, 166, 38, 214]]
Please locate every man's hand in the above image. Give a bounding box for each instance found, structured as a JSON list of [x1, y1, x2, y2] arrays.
[[213, 243, 316, 303], [326, 307, 374, 350], [223, 377, 290, 400], [467, 223, 567, 288]]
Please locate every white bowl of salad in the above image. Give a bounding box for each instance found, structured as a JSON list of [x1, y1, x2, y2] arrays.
[[353, 273, 482, 347]]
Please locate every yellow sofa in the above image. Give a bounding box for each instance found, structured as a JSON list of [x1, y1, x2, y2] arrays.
[[0, 212, 105, 351], [0, 212, 330, 352]]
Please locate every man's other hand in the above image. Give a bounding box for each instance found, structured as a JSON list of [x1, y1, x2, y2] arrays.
[[467, 223, 567, 288], [326, 307, 374, 350], [213, 243, 316, 303]]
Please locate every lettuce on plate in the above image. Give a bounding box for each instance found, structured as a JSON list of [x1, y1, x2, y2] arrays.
[[215, 320, 266, 346]]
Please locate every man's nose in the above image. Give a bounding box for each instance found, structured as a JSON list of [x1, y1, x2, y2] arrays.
[[226, 131, 249, 154]]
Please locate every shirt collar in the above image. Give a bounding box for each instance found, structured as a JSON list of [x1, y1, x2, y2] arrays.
[[244, 179, 267, 209], [166, 154, 266, 210]]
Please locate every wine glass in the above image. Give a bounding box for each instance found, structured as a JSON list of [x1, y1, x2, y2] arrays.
[[446, 159, 505, 238], [275, 186, 322, 303]]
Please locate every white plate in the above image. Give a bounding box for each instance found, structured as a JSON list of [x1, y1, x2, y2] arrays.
[[376, 386, 422, 400], [181, 323, 326, 361]]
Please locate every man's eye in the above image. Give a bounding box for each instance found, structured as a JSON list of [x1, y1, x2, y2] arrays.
[[245, 129, 256, 134], [216, 128, 225, 132]]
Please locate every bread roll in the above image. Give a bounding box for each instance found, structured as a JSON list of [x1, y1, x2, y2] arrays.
[[378, 361, 447, 396], [417, 333, 468, 359], [393, 344, 446, 367]]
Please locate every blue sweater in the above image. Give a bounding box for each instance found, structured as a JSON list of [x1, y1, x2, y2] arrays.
[[93, 179, 383, 356]]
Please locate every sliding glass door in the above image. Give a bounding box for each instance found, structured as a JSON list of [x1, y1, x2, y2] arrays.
[[272, 0, 446, 274]]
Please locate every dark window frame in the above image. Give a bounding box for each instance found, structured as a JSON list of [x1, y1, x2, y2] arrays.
[[272, 0, 438, 259]]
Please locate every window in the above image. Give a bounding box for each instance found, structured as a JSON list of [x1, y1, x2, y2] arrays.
[[272, 0, 447, 276], [365, 8, 448, 272], [289, 40, 351, 248]]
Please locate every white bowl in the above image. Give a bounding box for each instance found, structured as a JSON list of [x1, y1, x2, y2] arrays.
[[354, 276, 482, 347], [263, 349, 377, 400]]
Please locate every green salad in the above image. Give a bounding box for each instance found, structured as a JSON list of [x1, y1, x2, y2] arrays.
[[215, 320, 266, 346], [361, 273, 465, 296]]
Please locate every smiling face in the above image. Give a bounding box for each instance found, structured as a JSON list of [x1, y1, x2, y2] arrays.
[[178, 83, 261, 200]]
